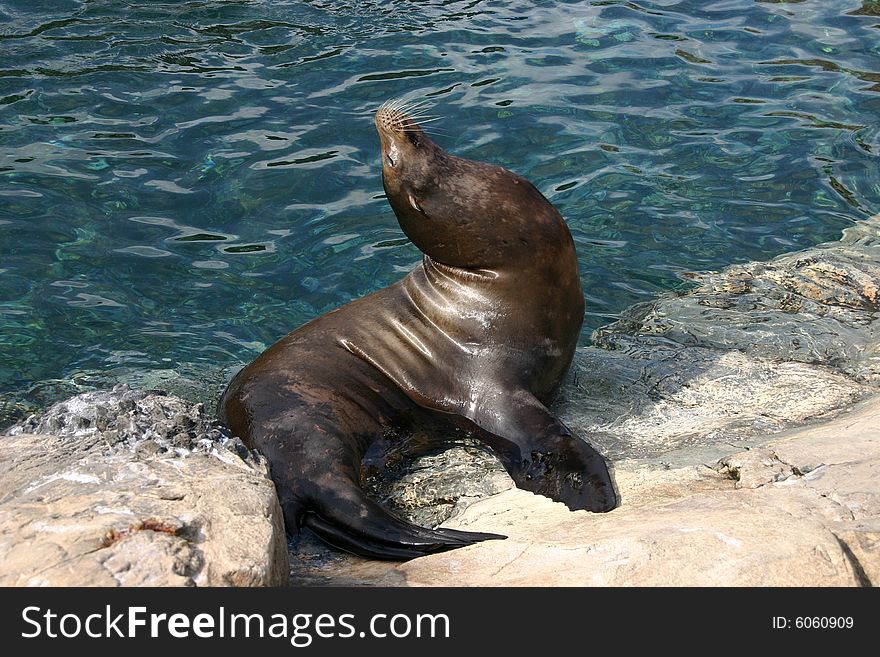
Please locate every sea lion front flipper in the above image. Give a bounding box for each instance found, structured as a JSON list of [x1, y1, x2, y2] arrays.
[[467, 389, 618, 513], [295, 477, 506, 560]]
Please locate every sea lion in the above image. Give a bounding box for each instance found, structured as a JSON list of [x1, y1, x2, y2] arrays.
[[218, 99, 617, 560]]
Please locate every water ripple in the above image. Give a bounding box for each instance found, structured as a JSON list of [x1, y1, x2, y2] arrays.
[[1, 0, 879, 420]]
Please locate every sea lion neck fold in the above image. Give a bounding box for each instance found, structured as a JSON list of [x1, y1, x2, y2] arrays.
[[375, 101, 574, 272]]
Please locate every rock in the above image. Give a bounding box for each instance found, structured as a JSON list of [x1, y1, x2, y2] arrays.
[[559, 215, 880, 460], [594, 218, 880, 380], [364, 436, 513, 528], [0, 387, 287, 586], [562, 346, 870, 461]]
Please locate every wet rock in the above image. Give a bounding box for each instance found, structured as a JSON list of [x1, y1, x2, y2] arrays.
[[0, 387, 287, 587], [592, 219, 880, 384], [6, 384, 253, 460], [560, 344, 869, 461], [557, 215, 880, 461], [366, 441, 512, 528]]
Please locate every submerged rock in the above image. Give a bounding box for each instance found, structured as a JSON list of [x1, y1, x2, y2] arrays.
[[0, 386, 287, 586]]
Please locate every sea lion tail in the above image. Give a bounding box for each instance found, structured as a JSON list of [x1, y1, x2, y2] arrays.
[[296, 480, 506, 560]]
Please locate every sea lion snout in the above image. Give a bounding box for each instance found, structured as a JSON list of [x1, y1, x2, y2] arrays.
[[374, 99, 425, 135], [374, 100, 433, 179]]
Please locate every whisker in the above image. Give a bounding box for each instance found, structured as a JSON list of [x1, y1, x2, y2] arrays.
[[396, 96, 430, 110], [401, 100, 432, 114], [378, 98, 400, 114], [389, 97, 425, 114], [375, 97, 445, 135], [395, 98, 431, 114], [400, 117, 441, 126]]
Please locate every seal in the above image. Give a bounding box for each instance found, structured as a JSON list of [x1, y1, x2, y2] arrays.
[[218, 99, 617, 559]]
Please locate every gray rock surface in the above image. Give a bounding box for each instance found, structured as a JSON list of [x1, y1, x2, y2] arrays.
[[0, 387, 287, 586], [364, 437, 513, 528]]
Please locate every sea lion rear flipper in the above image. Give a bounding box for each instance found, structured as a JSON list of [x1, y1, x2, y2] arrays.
[[468, 389, 618, 513], [297, 478, 506, 561]]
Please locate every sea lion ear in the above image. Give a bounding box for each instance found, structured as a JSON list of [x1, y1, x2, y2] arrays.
[[408, 194, 426, 215]]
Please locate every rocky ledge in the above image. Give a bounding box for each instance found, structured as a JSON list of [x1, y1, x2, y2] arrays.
[[0, 388, 287, 586], [3, 215, 880, 586]]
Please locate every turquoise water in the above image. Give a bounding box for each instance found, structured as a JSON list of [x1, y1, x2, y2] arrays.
[[1, 0, 879, 424]]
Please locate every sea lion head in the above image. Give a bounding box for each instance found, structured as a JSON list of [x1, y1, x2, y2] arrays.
[[375, 99, 573, 271]]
